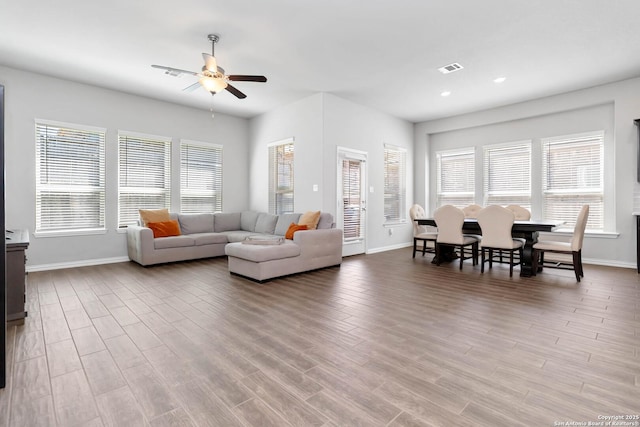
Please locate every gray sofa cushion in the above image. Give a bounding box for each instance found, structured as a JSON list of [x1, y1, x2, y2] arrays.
[[240, 211, 260, 232], [214, 212, 241, 232], [317, 212, 334, 229], [219, 230, 253, 243], [274, 213, 302, 236], [178, 213, 214, 234], [191, 233, 228, 246], [154, 235, 195, 249], [255, 213, 278, 234]]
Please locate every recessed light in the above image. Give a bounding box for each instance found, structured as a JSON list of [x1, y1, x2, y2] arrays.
[[493, 77, 506, 83], [441, 91, 451, 97]]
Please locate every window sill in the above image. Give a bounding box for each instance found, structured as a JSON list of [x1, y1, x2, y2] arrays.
[[34, 228, 107, 238], [384, 220, 407, 227]]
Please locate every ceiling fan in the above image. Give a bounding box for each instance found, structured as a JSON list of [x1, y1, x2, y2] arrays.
[[152, 34, 267, 99]]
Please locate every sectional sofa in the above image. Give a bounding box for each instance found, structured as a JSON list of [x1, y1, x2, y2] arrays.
[[126, 211, 343, 281]]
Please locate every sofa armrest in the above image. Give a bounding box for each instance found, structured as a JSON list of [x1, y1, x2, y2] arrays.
[[126, 225, 154, 265], [293, 228, 343, 258]]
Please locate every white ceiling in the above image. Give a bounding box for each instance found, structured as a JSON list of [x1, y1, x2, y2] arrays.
[[2, 0, 640, 123]]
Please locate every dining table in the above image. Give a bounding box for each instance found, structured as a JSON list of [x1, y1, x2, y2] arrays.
[[414, 218, 563, 277]]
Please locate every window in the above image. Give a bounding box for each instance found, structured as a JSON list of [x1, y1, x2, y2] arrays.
[[542, 132, 604, 230], [384, 144, 407, 223], [483, 142, 531, 208], [268, 140, 294, 214], [180, 140, 223, 214], [35, 120, 106, 234], [436, 148, 475, 208], [340, 155, 365, 241], [118, 131, 171, 228]]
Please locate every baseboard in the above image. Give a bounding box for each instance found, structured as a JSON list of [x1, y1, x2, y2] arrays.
[[582, 258, 635, 270], [366, 242, 412, 254], [27, 256, 131, 273]]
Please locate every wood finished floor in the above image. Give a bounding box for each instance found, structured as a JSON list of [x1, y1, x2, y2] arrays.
[[1, 248, 639, 426]]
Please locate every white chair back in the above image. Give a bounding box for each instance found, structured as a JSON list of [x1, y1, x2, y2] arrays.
[[462, 204, 482, 219], [409, 204, 427, 235], [434, 205, 465, 245], [505, 205, 531, 220], [477, 206, 516, 249], [571, 205, 589, 251]]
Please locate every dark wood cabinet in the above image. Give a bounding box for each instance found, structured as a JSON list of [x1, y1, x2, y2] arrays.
[[6, 229, 29, 325]]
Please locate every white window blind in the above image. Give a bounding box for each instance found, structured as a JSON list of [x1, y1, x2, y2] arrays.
[[35, 120, 106, 233], [436, 149, 475, 208], [542, 132, 604, 230], [268, 141, 294, 214], [483, 142, 531, 208], [341, 158, 363, 240], [118, 132, 171, 228], [180, 141, 223, 214], [384, 144, 407, 223]]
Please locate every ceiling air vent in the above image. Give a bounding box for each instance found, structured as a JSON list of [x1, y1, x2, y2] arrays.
[[438, 63, 464, 74]]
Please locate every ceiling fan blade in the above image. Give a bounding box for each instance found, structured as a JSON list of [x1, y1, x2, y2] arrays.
[[202, 53, 217, 73], [228, 75, 267, 82], [151, 64, 198, 77], [182, 81, 201, 92], [225, 83, 247, 99]]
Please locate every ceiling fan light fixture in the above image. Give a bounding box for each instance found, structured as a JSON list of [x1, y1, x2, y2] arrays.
[[199, 76, 228, 93]]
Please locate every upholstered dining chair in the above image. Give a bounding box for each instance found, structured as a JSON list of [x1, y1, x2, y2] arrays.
[[462, 204, 483, 219], [433, 205, 479, 270], [506, 205, 531, 220], [477, 206, 524, 277], [409, 204, 438, 258], [532, 205, 589, 282], [494, 205, 530, 262]]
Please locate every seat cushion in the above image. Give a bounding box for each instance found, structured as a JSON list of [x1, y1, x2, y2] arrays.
[[225, 241, 301, 262], [154, 235, 195, 249], [533, 240, 572, 252], [191, 233, 228, 246], [415, 232, 437, 239], [219, 230, 253, 242], [481, 238, 524, 250]]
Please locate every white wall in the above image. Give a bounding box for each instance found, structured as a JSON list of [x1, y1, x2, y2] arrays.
[[250, 92, 414, 254], [248, 93, 324, 212], [322, 94, 414, 252], [414, 76, 640, 268], [1, 65, 250, 270]]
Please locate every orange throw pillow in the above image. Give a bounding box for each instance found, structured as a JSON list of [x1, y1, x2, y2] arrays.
[[139, 208, 171, 226], [298, 210, 321, 230], [147, 220, 181, 238], [285, 222, 308, 240]]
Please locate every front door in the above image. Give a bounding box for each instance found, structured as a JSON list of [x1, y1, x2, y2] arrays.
[[337, 148, 367, 256]]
